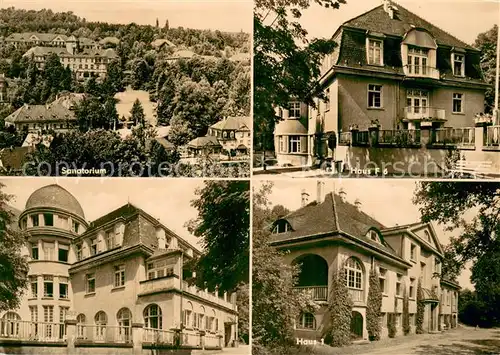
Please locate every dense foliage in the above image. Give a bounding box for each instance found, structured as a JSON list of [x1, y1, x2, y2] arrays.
[[403, 287, 411, 335], [416, 278, 425, 334], [0, 184, 29, 311], [253, 0, 345, 151], [366, 266, 382, 341], [387, 313, 396, 338], [324, 267, 353, 347], [474, 25, 498, 113]]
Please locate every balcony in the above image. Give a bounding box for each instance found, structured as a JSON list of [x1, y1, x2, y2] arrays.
[[378, 129, 421, 146], [294, 286, 328, 301], [403, 65, 440, 79], [430, 127, 475, 147], [404, 106, 446, 122], [0, 320, 65, 342]]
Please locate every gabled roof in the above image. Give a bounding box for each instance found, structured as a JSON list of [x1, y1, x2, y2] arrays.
[[151, 38, 176, 48], [6, 32, 68, 43], [210, 116, 250, 131], [343, 3, 475, 50], [99, 37, 120, 45], [381, 221, 444, 256], [5, 103, 76, 123], [269, 192, 401, 260], [187, 135, 221, 148]]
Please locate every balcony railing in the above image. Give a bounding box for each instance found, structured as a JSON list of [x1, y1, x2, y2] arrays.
[[430, 128, 475, 147], [143, 328, 175, 344], [182, 331, 201, 347], [378, 129, 421, 146], [348, 289, 364, 303], [485, 125, 500, 146], [404, 106, 446, 121], [352, 131, 369, 146], [403, 65, 440, 79], [294, 286, 328, 301], [339, 132, 352, 145], [0, 320, 65, 342], [76, 324, 131, 343]]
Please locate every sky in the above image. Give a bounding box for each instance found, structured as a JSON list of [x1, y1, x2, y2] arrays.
[[0, 177, 206, 250], [256, 179, 474, 290], [295, 0, 500, 45], [0, 0, 252, 33]]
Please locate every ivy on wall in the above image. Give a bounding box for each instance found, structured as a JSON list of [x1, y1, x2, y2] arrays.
[[403, 286, 411, 335], [366, 265, 382, 341], [416, 278, 425, 334]]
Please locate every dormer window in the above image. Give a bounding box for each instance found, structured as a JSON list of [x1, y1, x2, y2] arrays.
[[367, 38, 383, 65], [273, 219, 292, 234], [367, 229, 380, 243], [453, 53, 465, 77], [289, 102, 301, 119]]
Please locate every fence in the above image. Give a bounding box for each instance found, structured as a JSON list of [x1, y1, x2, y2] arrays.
[[0, 320, 65, 342], [143, 328, 174, 344], [430, 127, 475, 147], [76, 324, 132, 343], [377, 129, 421, 146], [294, 286, 328, 301]]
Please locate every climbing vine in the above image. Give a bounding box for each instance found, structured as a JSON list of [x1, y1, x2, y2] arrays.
[[403, 286, 410, 335], [416, 278, 425, 334], [366, 266, 382, 341]]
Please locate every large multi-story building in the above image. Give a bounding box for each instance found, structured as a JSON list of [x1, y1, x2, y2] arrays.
[[4, 33, 100, 50], [0, 185, 238, 348], [23, 36, 118, 80], [207, 116, 251, 154], [274, 0, 489, 166], [268, 183, 459, 340]]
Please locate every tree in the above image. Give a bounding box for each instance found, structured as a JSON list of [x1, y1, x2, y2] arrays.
[[130, 98, 146, 126], [252, 182, 316, 354], [253, 0, 344, 151], [74, 96, 107, 130], [474, 25, 497, 113], [187, 181, 249, 292], [130, 58, 151, 90], [156, 71, 176, 125], [324, 266, 353, 347], [104, 98, 119, 130], [403, 286, 411, 335], [416, 278, 425, 334], [0, 184, 29, 311], [103, 59, 124, 95], [366, 266, 382, 341]]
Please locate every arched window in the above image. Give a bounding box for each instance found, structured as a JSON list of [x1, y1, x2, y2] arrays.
[[297, 312, 316, 330], [76, 314, 86, 339], [2, 312, 21, 336], [144, 304, 162, 329], [183, 302, 193, 328], [94, 311, 107, 341], [199, 306, 206, 330], [117, 308, 131, 342], [345, 258, 363, 290]]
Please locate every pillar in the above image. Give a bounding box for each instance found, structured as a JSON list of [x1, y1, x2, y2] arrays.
[[199, 330, 205, 350], [131, 323, 144, 355], [475, 126, 484, 151], [65, 319, 77, 352]]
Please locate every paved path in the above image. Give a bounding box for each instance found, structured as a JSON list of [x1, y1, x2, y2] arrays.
[[308, 327, 500, 355]]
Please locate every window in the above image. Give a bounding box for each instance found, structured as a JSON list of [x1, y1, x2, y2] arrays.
[[396, 274, 402, 297], [367, 38, 383, 65], [198, 307, 206, 330], [368, 230, 379, 242], [76, 243, 82, 261], [90, 238, 98, 255], [453, 53, 465, 76], [289, 102, 301, 118], [32, 245, 39, 260], [76, 314, 86, 338], [72, 221, 80, 233], [86, 273, 95, 293], [114, 265, 125, 288], [345, 258, 363, 290], [147, 259, 175, 280], [144, 304, 162, 329], [43, 306, 54, 337], [278, 136, 285, 153], [106, 230, 115, 250], [94, 311, 107, 340], [406, 89, 429, 115], [30, 277, 38, 298], [452, 93, 463, 113], [31, 214, 39, 227], [410, 278, 416, 299], [289, 136, 301, 153], [59, 281, 68, 299], [379, 267, 387, 294], [44, 275, 53, 298], [43, 213, 53, 226], [29, 306, 38, 325], [410, 244, 416, 261], [117, 308, 131, 341], [2, 312, 21, 336], [407, 46, 429, 75], [273, 219, 292, 234], [368, 84, 382, 108], [43, 242, 55, 261], [297, 312, 316, 330], [59, 307, 69, 339], [58, 244, 69, 262], [21, 218, 27, 230]]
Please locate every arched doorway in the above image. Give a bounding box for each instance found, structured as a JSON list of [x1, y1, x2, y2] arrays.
[[350, 311, 363, 339], [292, 254, 328, 301]]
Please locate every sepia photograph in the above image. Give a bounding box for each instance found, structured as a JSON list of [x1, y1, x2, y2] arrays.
[[252, 179, 500, 354], [0, 178, 250, 354], [0, 0, 251, 177], [254, 0, 500, 178]]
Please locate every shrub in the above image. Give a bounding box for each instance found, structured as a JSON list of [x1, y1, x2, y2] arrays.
[[388, 313, 397, 338], [416, 278, 425, 334], [323, 267, 353, 347], [366, 266, 382, 341], [403, 287, 411, 335]]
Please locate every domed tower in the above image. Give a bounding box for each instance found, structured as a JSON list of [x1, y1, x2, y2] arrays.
[[13, 184, 88, 334]]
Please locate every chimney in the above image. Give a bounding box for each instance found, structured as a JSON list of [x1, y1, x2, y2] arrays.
[[339, 187, 347, 202], [301, 189, 310, 207], [354, 198, 362, 211], [316, 181, 325, 203], [382, 0, 394, 19]]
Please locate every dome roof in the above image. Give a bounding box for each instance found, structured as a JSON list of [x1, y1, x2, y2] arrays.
[[25, 184, 85, 219]]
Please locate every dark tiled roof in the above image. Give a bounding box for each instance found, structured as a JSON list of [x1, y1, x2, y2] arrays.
[[25, 184, 85, 218], [5, 103, 76, 123], [210, 116, 250, 131], [343, 4, 474, 50], [87, 204, 139, 232], [188, 135, 221, 148], [269, 192, 400, 258]]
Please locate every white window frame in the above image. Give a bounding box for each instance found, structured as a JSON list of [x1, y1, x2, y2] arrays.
[[452, 53, 465, 77], [106, 229, 115, 250], [368, 84, 382, 108], [406, 89, 429, 115], [43, 275, 54, 298], [379, 267, 387, 294], [452, 93, 464, 114], [407, 46, 429, 76], [76, 243, 82, 261], [409, 277, 416, 299], [86, 273, 96, 294], [289, 102, 301, 118], [289, 136, 301, 153], [297, 312, 316, 330], [346, 258, 363, 290], [90, 238, 98, 256], [114, 264, 125, 288], [396, 274, 402, 297], [367, 38, 384, 66]]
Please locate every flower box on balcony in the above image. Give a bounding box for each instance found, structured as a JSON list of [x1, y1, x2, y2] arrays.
[[474, 113, 493, 127]]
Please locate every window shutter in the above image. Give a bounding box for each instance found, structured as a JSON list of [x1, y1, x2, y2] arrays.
[[300, 136, 307, 153]]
